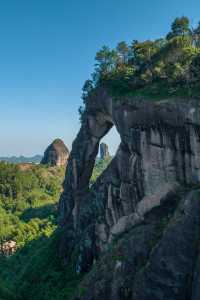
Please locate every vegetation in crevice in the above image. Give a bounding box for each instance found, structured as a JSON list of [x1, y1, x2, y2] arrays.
[[90, 157, 112, 185]]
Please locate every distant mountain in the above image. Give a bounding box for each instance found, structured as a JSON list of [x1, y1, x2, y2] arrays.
[[0, 155, 43, 164]]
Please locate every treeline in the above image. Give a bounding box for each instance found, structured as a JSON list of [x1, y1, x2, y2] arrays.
[[79, 17, 200, 116]]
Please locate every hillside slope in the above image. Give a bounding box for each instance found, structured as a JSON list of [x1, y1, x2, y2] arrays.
[[0, 159, 110, 300]]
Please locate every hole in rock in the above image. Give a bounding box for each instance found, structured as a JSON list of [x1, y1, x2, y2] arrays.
[[100, 126, 121, 157], [91, 126, 121, 185]]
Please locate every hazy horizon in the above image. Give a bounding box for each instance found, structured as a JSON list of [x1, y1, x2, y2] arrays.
[[0, 126, 120, 157], [1, 0, 200, 156]]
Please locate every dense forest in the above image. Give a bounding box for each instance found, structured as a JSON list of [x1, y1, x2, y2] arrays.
[[0, 158, 110, 300], [0, 163, 64, 247]]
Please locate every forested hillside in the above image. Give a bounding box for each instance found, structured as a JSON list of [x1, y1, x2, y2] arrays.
[[0, 158, 110, 300], [0, 163, 64, 247]]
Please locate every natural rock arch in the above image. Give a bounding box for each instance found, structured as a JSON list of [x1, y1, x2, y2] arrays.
[[59, 87, 200, 272]]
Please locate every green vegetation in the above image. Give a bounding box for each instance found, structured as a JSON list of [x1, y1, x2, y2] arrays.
[[79, 17, 200, 117], [0, 155, 42, 164], [0, 158, 110, 300], [91, 157, 112, 184], [0, 162, 65, 247], [0, 162, 65, 300], [0, 230, 83, 300]]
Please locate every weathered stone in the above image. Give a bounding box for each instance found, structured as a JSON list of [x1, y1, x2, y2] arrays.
[[0, 240, 17, 256], [59, 87, 200, 299], [131, 190, 200, 300], [100, 143, 110, 159], [192, 254, 200, 300], [41, 138, 69, 167], [72, 192, 176, 299]]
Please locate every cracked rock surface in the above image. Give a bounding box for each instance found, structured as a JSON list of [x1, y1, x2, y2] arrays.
[[59, 88, 200, 299]]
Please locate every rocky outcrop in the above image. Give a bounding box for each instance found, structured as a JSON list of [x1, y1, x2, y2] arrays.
[[41, 139, 69, 167], [73, 189, 200, 300], [59, 87, 200, 299], [100, 143, 110, 159], [0, 240, 17, 256]]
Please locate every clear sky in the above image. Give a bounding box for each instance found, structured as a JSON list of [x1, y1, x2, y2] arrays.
[[0, 0, 200, 156]]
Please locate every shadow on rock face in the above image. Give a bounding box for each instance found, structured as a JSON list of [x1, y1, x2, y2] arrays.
[[58, 89, 200, 299]]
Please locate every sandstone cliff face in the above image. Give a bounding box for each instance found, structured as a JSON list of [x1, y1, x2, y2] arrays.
[[59, 88, 200, 300], [100, 143, 110, 159], [41, 139, 69, 167]]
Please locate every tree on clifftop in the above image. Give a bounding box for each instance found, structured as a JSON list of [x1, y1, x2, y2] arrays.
[[167, 17, 191, 40], [95, 46, 117, 76], [193, 22, 200, 47], [116, 41, 130, 63]]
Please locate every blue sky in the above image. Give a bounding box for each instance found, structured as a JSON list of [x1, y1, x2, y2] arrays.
[[0, 0, 200, 156]]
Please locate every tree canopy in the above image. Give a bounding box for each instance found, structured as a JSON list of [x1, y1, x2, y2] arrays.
[[79, 16, 200, 110], [166, 17, 191, 39]]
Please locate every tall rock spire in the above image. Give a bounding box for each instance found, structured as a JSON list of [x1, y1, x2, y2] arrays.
[[100, 142, 110, 159]]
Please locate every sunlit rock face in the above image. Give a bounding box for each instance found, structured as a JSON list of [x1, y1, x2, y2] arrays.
[[41, 139, 69, 167], [59, 87, 200, 300]]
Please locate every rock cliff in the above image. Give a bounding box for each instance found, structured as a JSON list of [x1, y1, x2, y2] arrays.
[[59, 87, 200, 300], [41, 139, 69, 167], [100, 143, 110, 159]]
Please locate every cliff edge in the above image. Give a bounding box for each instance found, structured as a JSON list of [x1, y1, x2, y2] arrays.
[[59, 87, 200, 300]]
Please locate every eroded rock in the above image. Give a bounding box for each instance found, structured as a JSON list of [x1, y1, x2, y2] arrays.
[[100, 143, 110, 159], [0, 240, 17, 256], [41, 138, 69, 167], [59, 87, 200, 299]]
